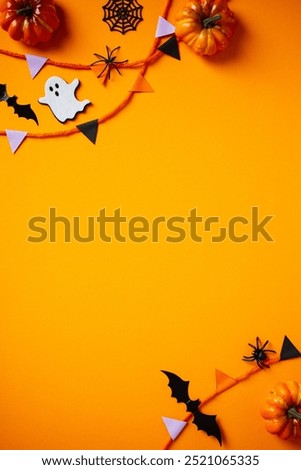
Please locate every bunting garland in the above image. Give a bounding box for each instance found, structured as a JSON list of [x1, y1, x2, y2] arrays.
[[162, 335, 301, 449], [0, 0, 177, 151]]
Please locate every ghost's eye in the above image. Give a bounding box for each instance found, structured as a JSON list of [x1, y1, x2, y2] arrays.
[[55, 83, 59, 89], [49, 86, 53, 92]]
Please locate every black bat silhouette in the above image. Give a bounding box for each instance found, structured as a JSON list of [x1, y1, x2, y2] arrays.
[[0, 84, 38, 125], [161, 370, 222, 446]]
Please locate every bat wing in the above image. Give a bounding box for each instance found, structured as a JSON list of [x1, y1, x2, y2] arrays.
[[0, 84, 8, 101], [193, 409, 222, 446], [161, 370, 191, 404], [7, 96, 39, 125], [162, 370, 222, 445]]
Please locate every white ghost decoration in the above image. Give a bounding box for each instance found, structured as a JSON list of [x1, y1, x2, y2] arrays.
[[39, 76, 91, 123]]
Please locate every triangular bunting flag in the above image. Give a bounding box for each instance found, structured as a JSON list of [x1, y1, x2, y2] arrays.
[[25, 54, 48, 79], [280, 335, 301, 361], [215, 369, 237, 392], [155, 16, 176, 38], [162, 417, 187, 441], [77, 119, 99, 144], [130, 73, 154, 93], [90, 65, 108, 86], [158, 36, 181, 60], [5, 130, 27, 153]]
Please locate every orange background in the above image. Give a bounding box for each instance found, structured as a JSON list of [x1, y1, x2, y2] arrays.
[[0, 0, 301, 450]]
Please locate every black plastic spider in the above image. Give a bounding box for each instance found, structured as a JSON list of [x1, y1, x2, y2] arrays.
[[90, 46, 128, 82], [242, 337, 276, 369]]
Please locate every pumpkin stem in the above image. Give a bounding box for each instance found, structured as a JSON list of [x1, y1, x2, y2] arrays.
[[288, 407, 301, 420], [17, 6, 34, 16], [203, 14, 222, 29]]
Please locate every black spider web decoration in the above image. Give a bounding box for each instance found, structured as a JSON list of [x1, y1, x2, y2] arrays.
[[102, 0, 143, 35]]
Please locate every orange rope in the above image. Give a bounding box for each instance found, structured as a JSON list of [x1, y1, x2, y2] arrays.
[[0, 48, 91, 69], [0, 0, 173, 140], [162, 355, 281, 450], [0, 48, 161, 71]]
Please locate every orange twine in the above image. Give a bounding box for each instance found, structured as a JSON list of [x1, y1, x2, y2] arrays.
[[0, 0, 173, 139], [162, 355, 281, 450]]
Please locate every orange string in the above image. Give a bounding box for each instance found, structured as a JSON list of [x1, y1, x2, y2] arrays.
[[0, 48, 161, 71], [162, 355, 281, 450], [0, 0, 173, 140]]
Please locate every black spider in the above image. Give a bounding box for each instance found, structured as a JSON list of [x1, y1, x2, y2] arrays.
[[90, 46, 128, 82], [242, 337, 276, 369]]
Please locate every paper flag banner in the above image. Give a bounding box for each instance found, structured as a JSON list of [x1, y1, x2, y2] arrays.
[[215, 369, 237, 392], [280, 335, 301, 361], [90, 65, 108, 86], [158, 35, 181, 60], [25, 54, 48, 79], [77, 119, 99, 144], [162, 417, 187, 441], [5, 130, 27, 153], [155, 16, 175, 38], [130, 73, 154, 93]]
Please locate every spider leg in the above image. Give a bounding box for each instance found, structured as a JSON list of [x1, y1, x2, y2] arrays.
[[111, 63, 122, 75], [256, 337, 261, 348], [248, 343, 256, 350], [106, 45, 111, 58], [97, 63, 109, 78], [258, 361, 270, 369], [263, 349, 276, 353], [115, 59, 129, 66], [114, 60, 129, 73], [101, 63, 111, 80], [110, 46, 121, 55], [93, 53, 108, 61], [243, 356, 255, 361], [90, 58, 106, 66], [261, 339, 269, 349]]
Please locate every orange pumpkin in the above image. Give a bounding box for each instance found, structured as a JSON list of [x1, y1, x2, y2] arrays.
[[175, 0, 236, 56], [0, 0, 60, 46], [261, 381, 301, 440]]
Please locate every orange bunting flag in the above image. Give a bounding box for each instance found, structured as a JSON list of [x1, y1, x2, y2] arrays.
[[215, 369, 237, 392], [130, 73, 154, 93], [90, 65, 108, 86]]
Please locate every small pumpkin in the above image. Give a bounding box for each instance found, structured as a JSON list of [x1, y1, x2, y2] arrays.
[[0, 0, 60, 46], [261, 381, 301, 440], [175, 0, 236, 56]]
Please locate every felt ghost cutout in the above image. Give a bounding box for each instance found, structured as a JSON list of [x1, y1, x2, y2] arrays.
[[39, 76, 91, 123]]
